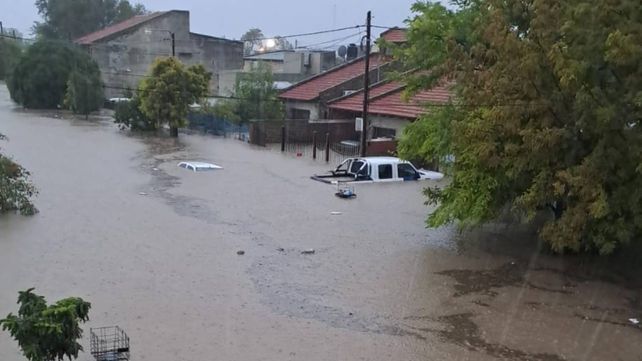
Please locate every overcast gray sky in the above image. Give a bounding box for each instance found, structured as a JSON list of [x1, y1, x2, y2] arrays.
[[0, 0, 424, 48]]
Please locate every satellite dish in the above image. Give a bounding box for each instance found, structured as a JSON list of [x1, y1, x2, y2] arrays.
[[337, 45, 347, 58]]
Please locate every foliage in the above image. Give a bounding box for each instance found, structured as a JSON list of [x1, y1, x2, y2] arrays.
[[0, 288, 90, 361], [397, 0, 642, 254], [0, 39, 22, 80], [34, 0, 147, 40], [64, 69, 104, 118], [8, 40, 103, 109], [240, 28, 264, 55], [274, 36, 294, 51], [209, 64, 283, 123], [113, 96, 155, 130], [138, 57, 211, 137], [0, 134, 38, 215]]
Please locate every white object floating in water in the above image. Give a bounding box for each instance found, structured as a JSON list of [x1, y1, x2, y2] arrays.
[[138, 192, 148, 196], [177, 161, 223, 172], [629, 318, 640, 325], [330, 211, 342, 215]]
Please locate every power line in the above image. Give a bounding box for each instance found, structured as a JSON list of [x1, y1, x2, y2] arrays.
[[239, 25, 364, 42], [296, 32, 363, 50], [101, 84, 286, 104], [371, 25, 402, 30]]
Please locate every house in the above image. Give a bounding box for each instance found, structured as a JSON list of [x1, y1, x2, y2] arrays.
[[327, 79, 452, 138], [378, 27, 408, 44], [75, 10, 243, 98], [278, 53, 394, 120], [218, 49, 337, 96], [243, 50, 336, 77]]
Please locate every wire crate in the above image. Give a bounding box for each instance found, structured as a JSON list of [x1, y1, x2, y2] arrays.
[[90, 326, 130, 361]]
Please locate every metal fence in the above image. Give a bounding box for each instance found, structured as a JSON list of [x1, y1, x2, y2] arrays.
[[250, 119, 361, 164], [187, 112, 249, 140], [90, 326, 130, 361]]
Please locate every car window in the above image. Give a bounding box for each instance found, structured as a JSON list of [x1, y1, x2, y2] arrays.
[[398, 163, 418, 179], [378, 164, 393, 179], [350, 160, 364, 174]]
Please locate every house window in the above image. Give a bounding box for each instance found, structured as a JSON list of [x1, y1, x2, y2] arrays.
[[378, 164, 393, 179], [290, 108, 310, 120], [373, 127, 396, 139]]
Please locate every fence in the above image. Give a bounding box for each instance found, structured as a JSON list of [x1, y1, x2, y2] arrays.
[[187, 112, 249, 140], [249, 119, 363, 163]]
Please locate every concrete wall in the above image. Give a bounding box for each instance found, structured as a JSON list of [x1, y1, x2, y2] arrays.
[[284, 101, 319, 120], [370, 115, 410, 137], [243, 60, 283, 73], [88, 11, 242, 98]]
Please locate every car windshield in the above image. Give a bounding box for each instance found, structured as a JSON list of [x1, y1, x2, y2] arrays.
[[0, 1, 639, 361]]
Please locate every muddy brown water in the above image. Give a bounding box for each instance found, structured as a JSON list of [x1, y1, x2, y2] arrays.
[[1, 85, 640, 361]]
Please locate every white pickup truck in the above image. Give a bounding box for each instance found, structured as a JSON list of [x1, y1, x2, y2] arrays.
[[312, 157, 443, 184]]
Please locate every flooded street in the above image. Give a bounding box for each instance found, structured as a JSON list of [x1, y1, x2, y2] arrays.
[[1, 84, 640, 361]]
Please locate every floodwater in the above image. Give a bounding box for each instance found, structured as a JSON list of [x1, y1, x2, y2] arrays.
[[0, 84, 640, 361]]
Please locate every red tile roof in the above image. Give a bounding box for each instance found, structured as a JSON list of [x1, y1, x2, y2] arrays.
[[75, 12, 168, 45], [328, 80, 452, 119], [379, 28, 407, 43], [279, 54, 390, 101]]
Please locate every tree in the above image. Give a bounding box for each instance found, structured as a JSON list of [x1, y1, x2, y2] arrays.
[[0, 39, 22, 80], [8, 40, 103, 109], [397, 0, 642, 254], [65, 69, 104, 119], [113, 96, 155, 130], [33, 0, 147, 40], [274, 36, 294, 50], [0, 134, 37, 215], [209, 64, 283, 123], [138, 57, 211, 137], [240, 28, 264, 55], [0, 288, 90, 361]]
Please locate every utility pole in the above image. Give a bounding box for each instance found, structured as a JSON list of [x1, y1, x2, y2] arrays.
[[0, 21, 4, 37], [170, 32, 175, 57], [359, 11, 372, 157]]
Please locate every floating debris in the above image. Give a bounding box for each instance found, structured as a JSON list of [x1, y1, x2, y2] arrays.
[[237, 250, 245, 256], [138, 192, 148, 196], [629, 318, 639, 325], [330, 211, 342, 215], [301, 249, 315, 255]]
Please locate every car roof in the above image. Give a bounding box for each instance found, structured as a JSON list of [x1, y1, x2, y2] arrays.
[[354, 157, 409, 165], [178, 161, 222, 169]]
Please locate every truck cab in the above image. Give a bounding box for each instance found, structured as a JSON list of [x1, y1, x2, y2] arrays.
[[331, 157, 429, 182]]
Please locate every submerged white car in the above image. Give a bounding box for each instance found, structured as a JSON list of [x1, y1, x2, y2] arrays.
[[312, 157, 443, 184], [177, 162, 223, 172]]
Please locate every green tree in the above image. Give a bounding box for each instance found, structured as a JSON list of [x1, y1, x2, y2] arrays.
[[65, 69, 104, 119], [240, 28, 264, 55], [0, 134, 37, 215], [274, 36, 294, 51], [34, 0, 147, 40], [0, 39, 22, 80], [0, 288, 90, 361], [397, 0, 642, 254], [138, 57, 211, 137], [113, 96, 155, 130], [8, 40, 102, 109], [210, 64, 283, 123]]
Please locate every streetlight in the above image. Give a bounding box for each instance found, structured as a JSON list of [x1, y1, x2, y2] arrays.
[[144, 28, 175, 57]]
